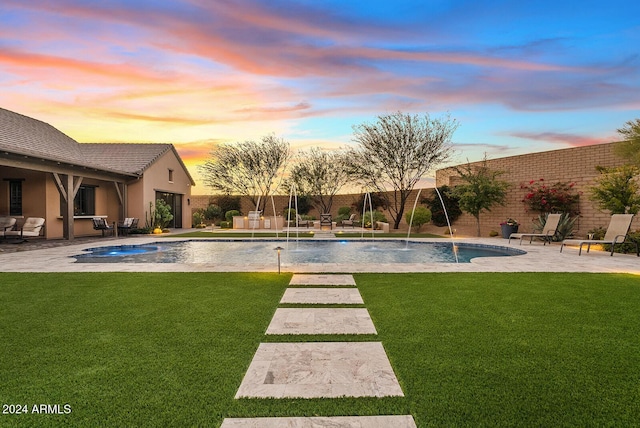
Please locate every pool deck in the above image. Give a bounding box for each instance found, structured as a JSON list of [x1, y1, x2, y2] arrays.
[[1, 232, 639, 274]]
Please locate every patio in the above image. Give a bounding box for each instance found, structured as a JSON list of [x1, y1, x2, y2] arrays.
[[0, 230, 639, 274]]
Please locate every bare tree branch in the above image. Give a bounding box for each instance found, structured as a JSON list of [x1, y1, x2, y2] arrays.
[[348, 111, 458, 229]]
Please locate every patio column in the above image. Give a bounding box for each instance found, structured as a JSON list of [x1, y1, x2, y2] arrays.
[[53, 173, 82, 240]]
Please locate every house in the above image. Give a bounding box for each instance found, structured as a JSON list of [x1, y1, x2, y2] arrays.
[[0, 107, 195, 239]]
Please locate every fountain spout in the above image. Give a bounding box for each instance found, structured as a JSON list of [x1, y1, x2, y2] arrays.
[[434, 186, 458, 263]]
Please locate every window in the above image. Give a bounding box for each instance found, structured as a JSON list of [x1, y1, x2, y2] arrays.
[[168, 169, 174, 182], [9, 180, 22, 216], [73, 186, 96, 216]]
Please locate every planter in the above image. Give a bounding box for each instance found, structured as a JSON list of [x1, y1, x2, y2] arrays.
[[500, 224, 518, 238]]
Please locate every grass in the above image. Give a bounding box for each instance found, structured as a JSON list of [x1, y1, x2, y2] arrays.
[[1, 272, 639, 426]]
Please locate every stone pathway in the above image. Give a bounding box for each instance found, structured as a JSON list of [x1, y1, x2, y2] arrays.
[[266, 308, 377, 335], [225, 274, 416, 427], [280, 288, 364, 304], [288, 274, 357, 286], [221, 415, 417, 427]]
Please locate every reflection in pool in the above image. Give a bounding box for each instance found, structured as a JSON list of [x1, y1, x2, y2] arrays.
[[73, 240, 525, 265]]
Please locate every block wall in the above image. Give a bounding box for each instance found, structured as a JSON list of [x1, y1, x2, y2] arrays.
[[436, 142, 636, 236], [190, 142, 634, 236]]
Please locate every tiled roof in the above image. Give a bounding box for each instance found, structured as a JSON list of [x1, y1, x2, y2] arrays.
[[0, 107, 88, 166], [79, 143, 172, 175], [0, 108, 194, 184]]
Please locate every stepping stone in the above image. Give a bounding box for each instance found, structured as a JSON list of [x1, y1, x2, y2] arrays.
[[280, 288, 364, 304], [235, 342, 404, 398], [289, 274, 356, 286], [221, 415, 417, 427], [266, 308, 376, 335]]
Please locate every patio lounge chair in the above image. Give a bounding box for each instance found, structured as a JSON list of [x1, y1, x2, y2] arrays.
[[560, 214, 637, 256], [509, 213, 562, 245], [0, 217, 16, 238], [4, 217, 45, 241], [92, 217, 114, 236], [341, 214, 356, 228]]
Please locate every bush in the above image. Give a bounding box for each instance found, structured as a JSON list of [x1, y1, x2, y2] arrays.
[[336, 206, 352, 222], [489, 230, 499, 237], [192, 209, 205, 227], [213, 195, 242, 217], [590, 165, 640, 214], [422, 186, 462, 227], [521, 179, 580, 215], [225, 210, 240, 222], [405, 206, 432, 232], [362, 211, 387, 228], [203, 204, 222, 221], [283, 208, 297, 220], [220, 221, 232, 229]]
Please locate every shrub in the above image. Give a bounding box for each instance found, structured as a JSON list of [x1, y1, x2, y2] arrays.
[[213, 195, 242, 217], [336, 206, 352, 222], [405, 206, 432, 232], [219, 221, 232, 229], [192, 209, 205, 227], [589, 165, 640, 214], [489, 230, 499, 237], [203, 204, 222, 221], [225, 210, 240, 222], [521, 179, 580, 215], [146, 199, 173, 229], [422, 186, 462, 227], [362, 211, 387, 228], [283, 208, 297, 222]]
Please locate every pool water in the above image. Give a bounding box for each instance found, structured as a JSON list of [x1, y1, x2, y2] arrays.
[[73, 240, 525, 264]]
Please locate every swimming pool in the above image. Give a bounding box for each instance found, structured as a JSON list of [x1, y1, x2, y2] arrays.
[[73, 239, 525, 265]]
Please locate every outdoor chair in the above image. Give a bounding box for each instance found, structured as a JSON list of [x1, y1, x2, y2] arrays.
[[560, 214, 637, 256], [509, 213, 562, 245], [0, 217, 17, 239], [92, 217, 114, 237], [296, 214, 311, 228], [341, 214, 356, 228], [118, 218, 138, 236], [4, 217, 45, 241]]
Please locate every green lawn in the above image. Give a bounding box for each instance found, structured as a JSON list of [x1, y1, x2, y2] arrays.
[[1, 273, 639, 427]]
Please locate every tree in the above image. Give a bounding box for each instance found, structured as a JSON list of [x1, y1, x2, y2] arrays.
[[590, 165, 640, 214], [348, 111, 458, 229], [287, 148, 351, 214], [613, 119, 640, 165], [449, 158, 510, 237], [199, 135, 290, 211]]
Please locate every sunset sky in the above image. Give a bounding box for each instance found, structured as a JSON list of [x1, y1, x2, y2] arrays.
[[1, 0, 638, 192]]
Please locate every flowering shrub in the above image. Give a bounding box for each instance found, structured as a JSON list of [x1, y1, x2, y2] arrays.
[[521, 178, 580, 215]]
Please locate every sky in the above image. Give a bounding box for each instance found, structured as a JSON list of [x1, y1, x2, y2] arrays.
[[1, 0, 639, 192]]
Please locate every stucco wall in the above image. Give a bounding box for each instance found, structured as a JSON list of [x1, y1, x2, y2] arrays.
[[128, 150, 193, 229]]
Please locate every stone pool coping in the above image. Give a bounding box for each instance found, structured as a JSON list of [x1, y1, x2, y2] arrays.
[[0, 235, 639, 273]]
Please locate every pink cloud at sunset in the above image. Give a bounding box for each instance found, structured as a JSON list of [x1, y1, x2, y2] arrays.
[[0, 0, 638, 191]]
